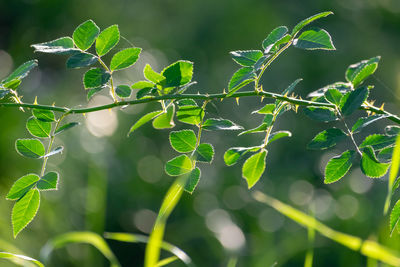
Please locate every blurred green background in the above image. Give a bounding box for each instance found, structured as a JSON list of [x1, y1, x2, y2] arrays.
[[1, 0, 400, 266]]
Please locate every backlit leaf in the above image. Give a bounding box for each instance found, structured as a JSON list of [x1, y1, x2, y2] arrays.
[[390, 199, 400, 236], [115, 85, 132, 98], [1, 60, 38, 84], [303, 106, 337, 122], [262, 26, 289, 52], [242, 150, 267, 188], [339, 86, 369, 116], [194, 144, 214, 163], [128, 110, 163, 135], [12, 188, 40, 237], [291, 11, 333, 36], [32, 109, 55, 122], [26, 117, 51, 138], [161, 60, 194, 87], [110, 47, 142, 71], [294, 28, 335, 50], [83, 68, 111, 89], [152, 105, 175, 129], [37, 172, 59, 190], [95, 25, 120, 56], [202, 118, 243, 131], [73, 20, 100, 51], [15, 139, 45, 159], [55, 122, 80, 135], [361, 146, 390, 178], [31, 37, 79, 55], [359, 134, 396, 150], [6, 174, 40, 200], [324, 150, 355, 184], [224, 147, 260, 166], [227, 67, 256, 95], [230, 50, 264, 67], [176, 105, 204, 125], [184, 168, 201, 194], [352, 115, 386, 133], [66, 52, 98, 69], [169, 130, 197, 153], [143, 64, 165, 84], [267, 131, 292, 145], [307, 128, 346, 150], [165, 155, 193, 176], [346, 56, 380, 87]]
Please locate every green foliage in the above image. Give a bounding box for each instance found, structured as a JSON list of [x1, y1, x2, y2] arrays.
[[96, 25, 120, 56], [242, 150, 267, 188], [346, 56, 380, 87], [227, 67, 256, 94], [230, 50, 264, 67], [361, 146, 390, 178], [202, 118, 243, 131], [165, 155, 193, 176], [110, 47, 142, 71], [31, 37, 79, 54], [169, 130, 197, 153], [152, 105, 175, 129], [54, 122, 79, 135], [185, 168, 201, 194], [293, 28, 335, 50], [262, 26, 288, 52], [0, 252, 44, 267], [1, 60, 38, 85], [339, 86, 369, 116], [115, 85, 132, 98], [12, 188, 40, 237], [15, 139, 45, 158], [6, 174, 40, 200], [128, 111, 163, 135], [66, 52, 98, 69], [194, 143, 214, 163], [37, 172, 59, 190], [390, 199, 400, 235], [32, 109, 55, 122], [26, 117, 51, 138], [83, 68, 111, 89], [324, 150, 355, 184], [307, 128, 346, 150], [73, 20, 100, 51]]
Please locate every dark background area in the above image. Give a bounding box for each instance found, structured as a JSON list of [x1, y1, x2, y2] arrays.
[[1, 0, 400, 266]]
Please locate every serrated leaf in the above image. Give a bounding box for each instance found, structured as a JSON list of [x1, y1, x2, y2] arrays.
[[87, 87, 105, 100], [262, 26, 289, 52], [110, 47, 142, 71], [254, 55, 268, 71], [253, 103, 275, 114], [378, 147, 394, 162], [224, 147, 260, 166], [136, 87, 155, 99], [37, 172, 59, 190], [143, 64, 165, 84], [291, 11, 333, 36], [194, 143, 214, 163], [152, 105, 175, 129], [324, 88, 342, 106], [73, 20, 100, 51], [115, 85, 132, 98], [184, 167, 201, 194], [83, 68, 111, 89], [307, 128, 346, 150], [361, 146, 390, 178], [32, 109, 55, 122], [227, 67, 256, 95], [44, 146, 63, 157], [55, 122, 80, 135], [303, 106, 337, 122], [238, 123, 268, 136], [165, 155, 193, 176], [128, 110, 163, 135], [1, 60, 38, 84], [203, 118, 243, 131], [161, 60, 194, 87], [324, 150, 355, 184], [6, 174, 40, 200], [131, 81, 154, 90], [26, 117, 51, 138], [15, 139, 45, 159], [230, 50, 264, 67], [95, 25, 120, 56], [360, 134, 396, 150], [352, 115, 386, 133], [390, 199, 400, 236], [346, 56, 380, 87], [12, 188, 40, 238], [31, 37, 79, 55], [308, 82, 351, 98], [268, 131, 292, 145], [66, 52, 98, 69], [242, 150, 267, 189], [177, 99, 197, 107], [176, 105, 204, 125], [294, 28, 335, 50], [339, 86, 369, 116], [386, 126, 400, 136], [169, 130, 197, 153]]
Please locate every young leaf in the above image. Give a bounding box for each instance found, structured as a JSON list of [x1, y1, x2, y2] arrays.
[[224, 147, 260, 166], [12, 188, 40, 238], [386, 126, 400, 136], [184, 167, 201, 194], [390, 199, 400, 236], [161, 60, 194, 87], [194, 143, 214, 163], [152, 105, 175, 129], [176, 105, 204, 125], [128, 110, 163, 136], [6, 174, 40, 200], [281, 78, 303, 96], [32, 109, 55, 122], [169, 130, 197, 153], [352, 115, 386, 133], [307, 128, 346, 150], [55, 122, 80, 135], [143, 64, 165, 84], [345, 56, 380, 87], [1, 60, 38, 84], [291, 11, 333, 36], [177, 99, 197, 107], [324, 150, 355, 184], [72, 20, 100, 51], [202, 118, 243, 131], [339, 86, 369, 116], [115, 85, 132, 98], [230, 50, 264, 67], [131, 81, 155, 90], [31, 37, 79, 54], [308, 82, 351, 98], [83, 68, 111, 89], [2, 79, 21, 89], [95, 25, 120, 56], [26, 117, 51, 138], [242, 150, 267, 188], [324, 88, 342, 106], [262, 26, 289, 52], [87, 87, 105, 100], [359, 134, 396, 150], [378, 147, 394, 162], [165, 155, 193, 176], [293, 28, 335, 50], [361, 146, 390, 178], [227, 67, 256, 95], [15, 139, 45, 159], [268, 131, 292, 145], [110, 47, 142, 71], [303, 107, 337, 122], [66, 52, 98, 69], [238, 123, 268, 136], [37, 172, 59, 190], [253, 103, 275, 114]]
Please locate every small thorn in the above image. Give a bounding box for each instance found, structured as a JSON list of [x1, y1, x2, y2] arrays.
[[235, 97, 239, 105], [108, 108, 112, 113], [294, 105, 299, 113], [52, 102, 56, 107], [223, 88, 226, 94], [34, 96, 38, 105], [261, 96, 264, 102], [379, 103, 385, 110], [82, 113, 86, 117], [283, 92, 289, 97]]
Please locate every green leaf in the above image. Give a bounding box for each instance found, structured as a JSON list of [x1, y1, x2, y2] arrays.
[[224, 147, 260, 166], [3, 79, 21, 89], [361, 146, 390, 178], [0, 252, 44, 267], [324, 150, 355, 184], [390, 199, 400, 236], [26, 117, 51, 138], [37, 172, 59, 190], [307, 128, 346, 150], [95, 25, 120, 56], [227, 67, 256, 95], [176, 105, 204, 125], [110, 47, 142, 71], [386, 135, 400, 215], [1, 60, 38, 84], [87, 87, 105, 100], [115, 85, 132, 98], [308, 82, 351, 98], [32, 109, 55, 122], [169, 130, 197, 153], [12, 188, 40, 237], [239, 123, 268, 136], [177, 99, 197, 107], [253, 55, 268, 71], [131, 81, 155, 90], [386, 126, 400, 136], [184, 167, 201, 194], [230, 50, 264, 67], [73, 20, 100, 51], [143, 64, 165, 84], [352, 115, 386, 133], [378, 147, 394, 162], [252, 103, 275, 114], [339, 86, 369, 116], [346, 56, 380, 87], [55, 122, 80, 135], [6, 174, 40, 200], [136, 87, 156, 99], [281, 78, 303, 96], [194, 143, 214, 163], [31, 37, 79, 54], [202, 118, 243, 131], [324, 88, 342, 106], [83, 68, 111, 89], [294, 28, 335, 50], [0, 89, 10, 99], [360, 134, 396, 150], [242, 150, 267, 188], [303, 106, 337, 122], [152, 105, 175, 129], [268, 130, 292, 145], [15, 139, 45, 159], [165, 155, 193, 176], [291, 11, 334, 36], [66, 52, 98, 69], [161, 60, 194, 87], [262, 26, 289, 52], [128, 110, 163, 136]]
